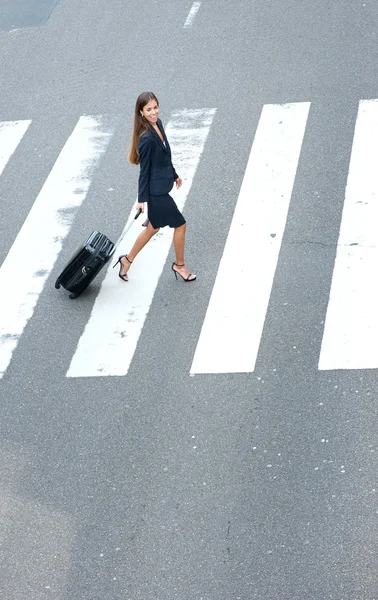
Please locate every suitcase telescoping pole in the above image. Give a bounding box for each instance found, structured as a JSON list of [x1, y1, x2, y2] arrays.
[[111, 208, 142, 257]]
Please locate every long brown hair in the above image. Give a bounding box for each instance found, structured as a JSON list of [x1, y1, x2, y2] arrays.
[[128, 91, 159, 165]]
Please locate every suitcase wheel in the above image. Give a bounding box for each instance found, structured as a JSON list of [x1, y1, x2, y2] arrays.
[[69, 293, 77, 300], [55, 279, 61, 289]]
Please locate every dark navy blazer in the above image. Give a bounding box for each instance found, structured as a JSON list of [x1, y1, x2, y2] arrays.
[[137, 119, 179, 203]]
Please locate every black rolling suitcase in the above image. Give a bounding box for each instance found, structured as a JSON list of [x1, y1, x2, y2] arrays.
[[55, 209, 142, 299]]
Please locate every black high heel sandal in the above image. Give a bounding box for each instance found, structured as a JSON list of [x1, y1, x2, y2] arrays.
[[113, 255, 132, 282], [171, 262, 196, 282]]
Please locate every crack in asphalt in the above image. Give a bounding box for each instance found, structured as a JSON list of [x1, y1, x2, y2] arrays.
[[290, 240, 377, 248]]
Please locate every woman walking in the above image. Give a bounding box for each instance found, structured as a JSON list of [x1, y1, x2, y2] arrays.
[[114, 91, 196, 282]]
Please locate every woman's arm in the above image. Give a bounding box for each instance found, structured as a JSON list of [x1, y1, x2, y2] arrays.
[[158, 119, 181, 186], [137, 134, 152, 207]]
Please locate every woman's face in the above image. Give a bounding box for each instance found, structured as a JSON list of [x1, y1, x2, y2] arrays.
[[140, 98, 159, 124]]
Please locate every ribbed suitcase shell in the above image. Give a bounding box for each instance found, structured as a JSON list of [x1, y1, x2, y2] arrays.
[[55, 231, 114, 299]]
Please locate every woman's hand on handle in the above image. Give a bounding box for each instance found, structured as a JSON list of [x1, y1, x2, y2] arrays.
[[175, 177, 183, 189], [136, 202, 145, 213]]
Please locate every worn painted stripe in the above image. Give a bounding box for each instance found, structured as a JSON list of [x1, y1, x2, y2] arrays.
[[184, 2, 201, 28], [190, 102, 311, 374], [0, 116, 114, 378], [67, 108, 216, 378], [319, 99, 378, 370], [0, 120, 31, 176]]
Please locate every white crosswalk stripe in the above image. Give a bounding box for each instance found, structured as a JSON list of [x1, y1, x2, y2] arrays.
[[191, 102, 311, 374], [0, 120, 31, 176], [1, 101, 378, 378], [0, 115, 114, 379], [319, 99, 378, 370], [66, 108, 216, 378]]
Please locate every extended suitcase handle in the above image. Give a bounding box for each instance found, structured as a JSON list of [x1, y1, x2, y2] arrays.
[[111, 208, 143, 257]]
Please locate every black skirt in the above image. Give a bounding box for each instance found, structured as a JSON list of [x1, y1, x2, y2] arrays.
[[147, 193, 186, 229]]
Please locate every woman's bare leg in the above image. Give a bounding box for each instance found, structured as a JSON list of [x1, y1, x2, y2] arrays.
[[173, 223, 186, 264], [173, 223, 196, 280], [119, 221, 159, 278]]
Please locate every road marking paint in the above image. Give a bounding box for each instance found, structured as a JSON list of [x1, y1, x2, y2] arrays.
[[184, 2, 201, 28], [0, 120, 31, 176], [319, 99, 378, 370], [67, 108, 216, 378], [0, 116, 114, 378], [190, 102, 311, 374]]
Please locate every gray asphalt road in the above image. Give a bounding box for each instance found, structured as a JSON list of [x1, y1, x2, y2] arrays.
[[1, 1, 378, 598]]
